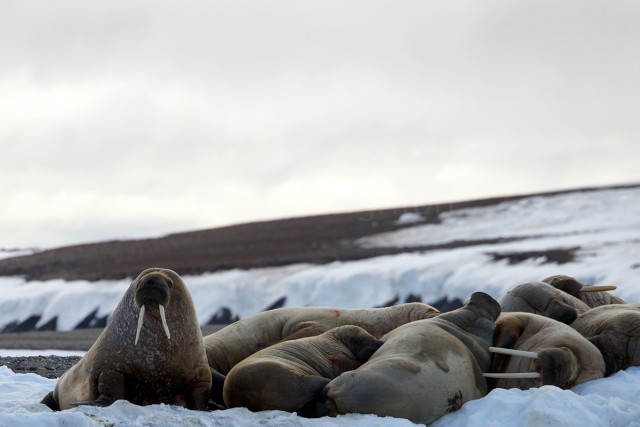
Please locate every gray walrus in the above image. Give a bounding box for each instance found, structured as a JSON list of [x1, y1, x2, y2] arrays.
[[203, 303, 439, 404], [542, 275, 625, 307], [40, 268, 212, 411], [321, 292, 500, 425], [484, 312, 605, 390], [223, 325, 383, 417], [571, 304, 640, 375]]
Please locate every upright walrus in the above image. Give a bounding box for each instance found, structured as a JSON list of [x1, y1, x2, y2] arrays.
[[484, 312, 605, 390], [203, 303, 439, 404], [322, 292, 500, 425], [223, 325, 383, 417], [41, 268, 212, 411]]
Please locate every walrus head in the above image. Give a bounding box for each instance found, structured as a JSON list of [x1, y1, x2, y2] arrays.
[[133, 269, 173, 345], [498, 281, 590, 324], [542, 275, 624, 307]]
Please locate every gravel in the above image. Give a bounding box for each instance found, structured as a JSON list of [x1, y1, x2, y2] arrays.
[[1, 355, 81, 379], [0, 325, 225, 379]]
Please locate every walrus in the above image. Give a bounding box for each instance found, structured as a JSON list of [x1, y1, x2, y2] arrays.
[[223, 325, 383, 417], [40, 268, 212, 411], [484, 312, 605, 390], [542, 275, 625, 307], [204, 303, 439, 404], [498, 281, 593, 324], [570, 304, 640, 375], [321, 292, 500, 425]]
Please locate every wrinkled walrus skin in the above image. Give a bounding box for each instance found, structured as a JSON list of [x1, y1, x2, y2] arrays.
[[322, 292, 500, 425], [571, 304, 640, 376], [490, 312, 605, 390], [498, 281, 590, 324], [223, 325, 383, 417], [41, 268, 212, 411], [203, 303, 439, 404]]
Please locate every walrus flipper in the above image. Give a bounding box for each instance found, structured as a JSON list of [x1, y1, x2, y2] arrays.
[[587, 333, 627, 376], [40, 391, 60, 411], [547, 299, 578, 324], [538, 347, 578, 387], [72, 370, 126, 408], [71, 395, 117, 407], [185, 368, 214, 411], [209, 369, 227, 407]]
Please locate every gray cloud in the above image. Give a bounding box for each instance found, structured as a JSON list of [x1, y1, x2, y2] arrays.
[[1, 0, 639, 248]]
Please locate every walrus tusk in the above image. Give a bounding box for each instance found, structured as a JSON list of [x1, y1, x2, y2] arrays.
[[483, 372, 541, 379], [135, 305, 146, 345], [489, 347, 539, 359], [580, 285, 618, 292], [159, 304, 171, 340]]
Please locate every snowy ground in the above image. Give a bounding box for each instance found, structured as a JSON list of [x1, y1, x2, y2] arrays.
[[1, 186, 639, 425], [1, 366, 639, 426]]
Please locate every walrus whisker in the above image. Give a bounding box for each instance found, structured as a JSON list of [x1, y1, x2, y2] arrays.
[[482, 372, 541, 379], [489, 347, 539, 359], [580, 285, 617, 292], [159, 304, 171, 340], [135, 305, 146, 345]]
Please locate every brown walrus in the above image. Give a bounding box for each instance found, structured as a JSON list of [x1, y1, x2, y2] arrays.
[[203, 303, 439, 404], [571, 304, 640, 375], [498, 281, 591, 324], [542, 274, 625, 307], [223, 325, 383, 417], [484, 312, 605, 390], [321, 292, 500, 425], [40, 268, 212, 411]]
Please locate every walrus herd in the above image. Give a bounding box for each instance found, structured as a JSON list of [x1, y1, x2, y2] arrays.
[[40, 268, 638, 425]]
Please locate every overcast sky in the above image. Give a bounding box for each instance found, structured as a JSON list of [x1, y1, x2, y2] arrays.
[[1, 0, 639, 249]]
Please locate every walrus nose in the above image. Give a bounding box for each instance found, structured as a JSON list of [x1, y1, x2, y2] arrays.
[[134, 273, 172, 345], [136, 274, 171, 307]]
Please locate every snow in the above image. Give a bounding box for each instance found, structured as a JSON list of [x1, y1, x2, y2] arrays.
[[395, 212, 425, 225], [1, 186, 640, 425], [1, 365, 639, 426], [360, 188, 640, 250]]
